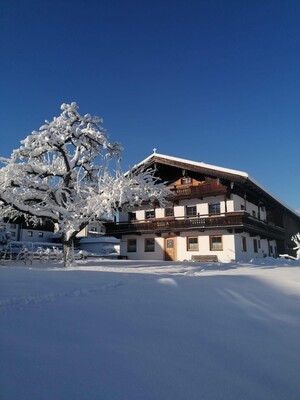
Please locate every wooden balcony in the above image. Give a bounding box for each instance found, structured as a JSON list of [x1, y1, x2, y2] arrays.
[[105, 212, 285, 240], [168, 182, 228, 199]]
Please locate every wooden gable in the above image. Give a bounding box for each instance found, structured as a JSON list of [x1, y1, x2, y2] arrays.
[[167, 175, 205, 189]]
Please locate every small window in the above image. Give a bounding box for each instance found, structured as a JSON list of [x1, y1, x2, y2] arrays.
[[145, 238, 155, 252], [128, 212, 136, 221], [252, 210, 256, 218], [27, 231, 33, 237], [10, 231, 16, 237], [10, 223, 17, 229], [166, 239, 174, 248], [187, 237, 198, 251], [38, 232, 44, 238], [181, 177, 191, 185], [127, 239, 137, 252], [241, 236, 247, 252], [241, 205, 245, 211], [253, 239, 258, 253], [165, 207, 174, 217], [209, 203, 220, 215], [210, 236, 223, 251], [186, 205, 197, 217], [145, 210, 155, 219]]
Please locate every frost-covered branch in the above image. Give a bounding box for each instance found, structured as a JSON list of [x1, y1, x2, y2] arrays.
[[0, 102, 169, 267]]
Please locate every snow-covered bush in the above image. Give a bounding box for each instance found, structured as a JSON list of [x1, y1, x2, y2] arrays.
[[0, 102, 170, 266]]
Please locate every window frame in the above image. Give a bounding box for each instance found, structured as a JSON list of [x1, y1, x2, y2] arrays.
[[210, 235, 223, 251], [165, 207, 174, 217], [208, 202, 221, 215], [145, 238, 155, 252], [186, 205, 197, 217], [181, 177, 192, 185], [145, 210, 155, 219], [253, 238, 258, 253], [187, 237, 199, 251], [241, 236, 247, 252], [127, 239, 137, 252], [128, 212, 136, 221]]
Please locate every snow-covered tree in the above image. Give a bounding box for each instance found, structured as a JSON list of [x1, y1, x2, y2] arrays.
[[0, 102, 170, 266], [291, 233, 300, 259], [279, 232, 300, 260]]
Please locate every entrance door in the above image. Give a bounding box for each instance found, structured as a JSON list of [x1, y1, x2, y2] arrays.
[[164, 237, 177, 261]]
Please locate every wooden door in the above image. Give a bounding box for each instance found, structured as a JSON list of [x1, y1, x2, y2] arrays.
[[164, 237, 177, 261]]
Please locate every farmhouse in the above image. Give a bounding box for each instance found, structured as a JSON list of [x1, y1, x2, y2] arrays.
[[105, 152, 300, 262]]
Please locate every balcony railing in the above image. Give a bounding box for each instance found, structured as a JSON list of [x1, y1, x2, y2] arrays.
[[105, 212, 285, 239], [168, 183, 228, 199]]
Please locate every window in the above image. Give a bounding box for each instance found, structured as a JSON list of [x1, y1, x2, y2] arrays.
[[27, 231, 33, 237], [187, 237, 198, 251], [127, 239, 137, 252], [145, 238, 155, 252], [128, 212, 136, 221], [186, 205, 197, 216], [38, 232, 44, 238], [181, 177, 191, 185], [252, 210, 257, 218], [165, 207, 174, 217], [253, 239, 258, 253], [209, 203, 220, 215], [210, 235, 223, 251], [145, 210, 155, 219], [241, 236, 247, 252], [166, 239, 174, 248], [269, 245, 273, 256], [240, 205, 245, 211], [10, 223, 17, 229]]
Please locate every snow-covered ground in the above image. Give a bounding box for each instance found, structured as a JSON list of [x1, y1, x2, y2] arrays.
[[1, 258, 300, 400]]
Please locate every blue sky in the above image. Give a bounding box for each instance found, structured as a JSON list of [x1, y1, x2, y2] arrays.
[[1, 0, 300, 211]]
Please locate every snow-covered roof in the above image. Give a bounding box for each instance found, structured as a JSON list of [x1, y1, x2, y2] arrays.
[[134, 151, 249, 179], [131, 151, 300, 218]]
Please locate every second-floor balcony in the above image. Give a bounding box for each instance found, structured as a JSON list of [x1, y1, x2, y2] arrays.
[[105, 212, 285, 240]]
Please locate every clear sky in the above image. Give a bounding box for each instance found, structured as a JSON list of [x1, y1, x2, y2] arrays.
[[1, 0, 300, 211]]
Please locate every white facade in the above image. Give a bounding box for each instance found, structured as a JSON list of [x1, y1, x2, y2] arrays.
[[106, 152, 300, 262], [119, 193, 277, 263]]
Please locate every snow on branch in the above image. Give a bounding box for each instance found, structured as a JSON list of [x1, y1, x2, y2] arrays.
[[0, 102, 170, 266]]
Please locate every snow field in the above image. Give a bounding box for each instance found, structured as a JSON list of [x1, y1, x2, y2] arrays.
[[0, 259, 300, 400]]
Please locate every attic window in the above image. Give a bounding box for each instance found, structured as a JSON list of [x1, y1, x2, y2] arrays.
[[181, 177, 191, 185]]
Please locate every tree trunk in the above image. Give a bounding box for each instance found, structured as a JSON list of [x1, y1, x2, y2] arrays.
[[62, 237, 75, 267]]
